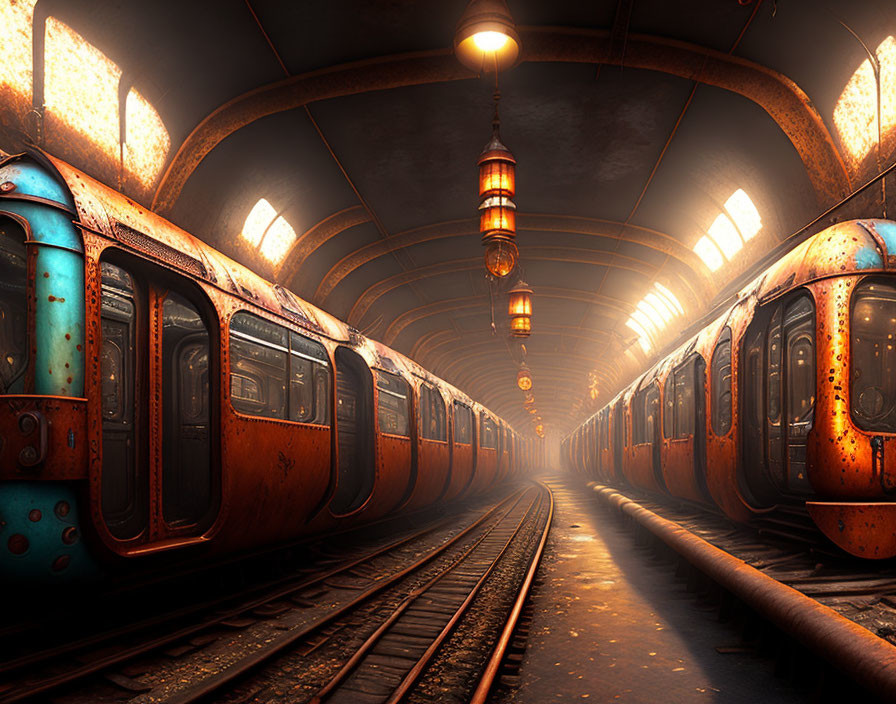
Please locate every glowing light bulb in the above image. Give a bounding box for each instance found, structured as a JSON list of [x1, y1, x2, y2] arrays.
[[473, 31, 509, 52]]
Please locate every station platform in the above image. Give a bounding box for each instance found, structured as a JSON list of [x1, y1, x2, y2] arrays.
[[500, 477, 801, 703]]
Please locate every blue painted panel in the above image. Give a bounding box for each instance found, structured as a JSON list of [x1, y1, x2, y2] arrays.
[[854, 244, 883, 270], [873, 221, 896, 255], [0, 482, 98, 583]]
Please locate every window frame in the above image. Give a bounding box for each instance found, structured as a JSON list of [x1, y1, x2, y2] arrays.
[[711, 327, 733, 437], [374, 368, 411, 438]]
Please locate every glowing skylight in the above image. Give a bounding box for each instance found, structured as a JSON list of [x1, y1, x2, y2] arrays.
[[708, 214, 743, 260], [637, 300, 666, 329], [241, 199, 277, 247], [124, 89, 171, 189], [45, 18, 121, 160], [625, 283, 685, 355], [259, 216, 297, 264], [724, 189, 762, 240], [694, 235, 724, 272], [41, 18, 170, 188], [241, 198, 297, 266], [654, 283, 684, 315], [0, 0, 38, 106], [834, 36, 896, 170]]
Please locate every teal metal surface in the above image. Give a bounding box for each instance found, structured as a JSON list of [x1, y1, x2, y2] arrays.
[[0, 481, 98, 583], [0, 158, 85, 397]]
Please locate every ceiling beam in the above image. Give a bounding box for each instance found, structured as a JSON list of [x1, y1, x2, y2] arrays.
[[310, 213, 710, 306], [152, 27, 848, 215]]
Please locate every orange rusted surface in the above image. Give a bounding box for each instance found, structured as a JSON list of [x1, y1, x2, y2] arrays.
[[806, 502, 896, 559], [1, 149, 527, 570], [566, 218, 896, 556]]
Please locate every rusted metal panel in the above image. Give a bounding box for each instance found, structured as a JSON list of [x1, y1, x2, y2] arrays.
[[806, 502, 896, 559], [406, 439, 450, 511], [0, 396, 87, 480], [471, 448, 498, 494], [444, 442, 473, 502]]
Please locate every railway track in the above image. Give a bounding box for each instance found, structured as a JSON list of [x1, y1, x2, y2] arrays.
[[586, 480, 896, 701], [0, 482, 552, 704]]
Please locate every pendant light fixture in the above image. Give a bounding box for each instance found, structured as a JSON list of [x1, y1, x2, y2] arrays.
[[507, 279, 532, 337], [453, 0, 521, 74]]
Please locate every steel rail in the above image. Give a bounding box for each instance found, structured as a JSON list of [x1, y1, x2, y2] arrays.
[[159, 487, 532, 704], [309, 484, 549, 703], [0, 487, 527, 704], [469, 480, 555, 704]]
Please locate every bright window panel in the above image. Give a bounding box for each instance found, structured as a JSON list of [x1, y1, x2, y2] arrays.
[[724, 189, 762, 240], [707, 213, 743, 260], [631, 309, 657, 337], [124, 89, 170, 189], [694, 235, 724, 272], [0, 0, 38, 104], [637, 299, 666, 329], [644, 292, 675, 321], [241, 198, 277, 247], [259, 216, 297, 265], [625, 318, 651, 353], [45, 18, 121, 160], [834, 36, 896, 170], [654, 282, 684, 315]]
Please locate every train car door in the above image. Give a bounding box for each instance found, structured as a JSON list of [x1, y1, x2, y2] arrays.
[[330, 347, 374, 514], [612, 402, 624, 479], [741, 294, 816, 505], [99, 258, 218, 543]]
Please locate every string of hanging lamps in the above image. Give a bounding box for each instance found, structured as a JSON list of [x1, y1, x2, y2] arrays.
[[454, 0, 543, 439]]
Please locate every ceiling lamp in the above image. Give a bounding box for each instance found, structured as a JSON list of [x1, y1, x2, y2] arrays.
[[507, 280, 532, 337], [517, 363, 532, 391], [454, 0, 521, 73], [479, 124, 518, 278]]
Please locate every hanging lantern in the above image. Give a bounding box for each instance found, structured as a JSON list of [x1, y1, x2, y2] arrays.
[[484, 240, 518, 278], [516, 363, 532, 391], [479, 126, 517, 278], [535, 423, 545, 438], [507, 280, 532, 338]]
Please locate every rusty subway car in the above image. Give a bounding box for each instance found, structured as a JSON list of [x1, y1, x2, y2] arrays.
[[0, 148, 534, 582], [564, 219, 896, 558]]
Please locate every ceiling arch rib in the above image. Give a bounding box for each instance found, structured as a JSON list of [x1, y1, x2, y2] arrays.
[[152, 27, 848, 216], [310, 213, 711, 306], [346, 247, 664, 326], [382, 289, 635, 346], [276, 204, 369, 278]]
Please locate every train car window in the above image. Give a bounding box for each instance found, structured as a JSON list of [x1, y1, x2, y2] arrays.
[[631, 389, 646, 445], [663, 374, 674, 438], [766, 306, 784, 484], [162, 292, 211, 526], [480, 414, 498, 449], [230, 313, 288, 419], [767, 307, 782, 425], [421, 384, 447, 441], [673, 360, 696, 438], [288, 331, 329, 425], [852, 280, 896, 432], [0, 221, 28, 394], [711, 328, 733, 436], [375, 369, 410, 436], [785, 297, 815, 431], [453, 402, 472, 444], [100, 261, 143, 539], [644, 383, 660, 442]]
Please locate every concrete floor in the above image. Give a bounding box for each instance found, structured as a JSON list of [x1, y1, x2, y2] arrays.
[[503, 477, 805, 703]]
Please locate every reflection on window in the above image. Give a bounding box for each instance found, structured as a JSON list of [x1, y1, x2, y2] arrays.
[[240, 198, 297, 265], [43, 18, 170, 187], [46, 18, 121, 160], [0, 0, 38, 105], [834, 36, 896, 171]]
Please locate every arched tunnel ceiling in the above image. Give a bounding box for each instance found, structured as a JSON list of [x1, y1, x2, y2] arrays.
[[8, 0, 896, 439]]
